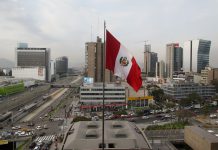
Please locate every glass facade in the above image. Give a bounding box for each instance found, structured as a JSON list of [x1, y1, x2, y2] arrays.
[[183, 39, 211, 73]]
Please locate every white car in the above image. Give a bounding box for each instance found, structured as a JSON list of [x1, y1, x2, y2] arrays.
[[12, 126, 21, 130], [210, 114, 217, 118], [142, 116, 150, 119], [36, 126, 42, 130], [153, 120, 160, 124]]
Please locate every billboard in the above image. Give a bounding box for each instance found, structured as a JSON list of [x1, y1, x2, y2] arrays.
[[83, 77, 93, 85]]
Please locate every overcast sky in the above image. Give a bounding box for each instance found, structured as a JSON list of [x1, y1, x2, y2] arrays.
[[0, 0, 218, 68]]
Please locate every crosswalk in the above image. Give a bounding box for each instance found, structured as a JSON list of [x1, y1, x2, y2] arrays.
[[35, 135, 55, 142]]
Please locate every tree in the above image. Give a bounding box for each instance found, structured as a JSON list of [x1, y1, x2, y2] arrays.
[[0, 70, 5, 76], [165, 101, 176, 109], [179, 98, 191, 109], [151, 88, 165, 103], [175, 109, 195, 122], [187, 92, 202, 106], [201, 104, 211, 116]]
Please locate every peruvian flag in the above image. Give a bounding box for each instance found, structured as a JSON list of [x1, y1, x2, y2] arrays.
[[106, 30, 142, 92]]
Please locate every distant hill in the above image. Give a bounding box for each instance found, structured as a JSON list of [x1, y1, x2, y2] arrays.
[[0, 58, 15, 68]]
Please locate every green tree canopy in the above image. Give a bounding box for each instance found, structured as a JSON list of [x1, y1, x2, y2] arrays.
[[187, 92, 202, 105]]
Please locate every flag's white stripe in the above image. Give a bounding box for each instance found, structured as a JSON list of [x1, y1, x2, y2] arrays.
[[114, 44, 132, 79]]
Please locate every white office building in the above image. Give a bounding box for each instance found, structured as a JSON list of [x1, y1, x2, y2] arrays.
[[13, 43, 51, 82], [162, 82, 216, 100], [80, 83, 126, 110]]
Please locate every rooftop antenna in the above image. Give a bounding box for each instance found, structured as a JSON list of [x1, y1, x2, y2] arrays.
[[91, 25, 93, 42], [97, 16, 100, 36]]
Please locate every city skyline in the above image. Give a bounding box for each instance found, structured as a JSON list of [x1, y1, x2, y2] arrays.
[[0, 0, 218, 68]]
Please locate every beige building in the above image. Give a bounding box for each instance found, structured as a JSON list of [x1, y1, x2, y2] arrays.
[[201, 66, 212, 85], [184, 126, 218, 150], [156, 60, 165, 79], [208, 68, 218, 84], [144, 44, 158, 77], [199, 67, 218, 85], [85, 37, 113, 82]]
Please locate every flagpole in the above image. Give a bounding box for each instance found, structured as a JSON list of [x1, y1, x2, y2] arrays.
[[102, 20, 106, 150]]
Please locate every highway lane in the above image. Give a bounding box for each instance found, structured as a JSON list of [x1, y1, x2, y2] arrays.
[[20, 75, 82, 122], [20, 88, 68, 122]]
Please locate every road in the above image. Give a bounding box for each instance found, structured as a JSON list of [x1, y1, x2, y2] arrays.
[[0, 76, 82, 137], [20, 88, 68, 122]]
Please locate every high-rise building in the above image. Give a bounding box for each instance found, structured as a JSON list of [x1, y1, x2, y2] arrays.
[[183, 39, 211, 73], [85, 37, 113, 82], [156, 60, 165, 79], [13, 43, 51, 81], [144, 44, 158, 76], [166, 43, 183, 78], [55, 56, 68, 75]]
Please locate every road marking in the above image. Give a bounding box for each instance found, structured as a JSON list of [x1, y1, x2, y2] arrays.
[[35, 135, 55, 142]]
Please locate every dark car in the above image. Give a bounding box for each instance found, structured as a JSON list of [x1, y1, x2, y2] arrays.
[[44, 140, 52, 146], [39, 132, 46, 136], [27, 122, 35, 127], [41, 144, 49, 150], [29, 142, 36, 149]]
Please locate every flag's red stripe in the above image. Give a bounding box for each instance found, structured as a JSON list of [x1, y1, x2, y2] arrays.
[[127, 57, 142, 92], [106, 30, 120, 72]]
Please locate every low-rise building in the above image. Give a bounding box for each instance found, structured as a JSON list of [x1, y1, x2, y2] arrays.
[[80, 83, 126, 111], [12, 67, 46, 81], [128, 96, 154, 108], [61, 121, 152, 150], [162, 82, 216, 100]]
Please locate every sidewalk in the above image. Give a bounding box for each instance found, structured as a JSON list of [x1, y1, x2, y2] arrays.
[[49, 102, 75, 150]]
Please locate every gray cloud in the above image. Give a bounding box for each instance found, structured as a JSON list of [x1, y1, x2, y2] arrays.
[[0, 0, 218, 68]]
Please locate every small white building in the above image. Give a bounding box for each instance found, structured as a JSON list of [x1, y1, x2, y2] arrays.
[[12, 67, 46, 81]]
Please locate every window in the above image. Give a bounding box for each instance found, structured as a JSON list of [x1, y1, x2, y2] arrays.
[[108, 143, 115, 148], [99, 143, 106, 148]]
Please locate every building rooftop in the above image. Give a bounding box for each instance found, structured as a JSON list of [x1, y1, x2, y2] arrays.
[[185, 126, 218, 143], [82, 82, 125, 88], [61, 121, 152, 150]]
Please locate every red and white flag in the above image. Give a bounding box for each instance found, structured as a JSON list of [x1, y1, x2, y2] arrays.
[[106, 30, 142, 92]]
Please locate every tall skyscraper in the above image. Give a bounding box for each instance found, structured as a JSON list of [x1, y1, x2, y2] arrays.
[[183, 39, 211, 73], [144, 44, 158, 76], [55, 56, 68, 75], [166, 43, 183, 78], [14, 43, 51, 81], [85, 37, 113, 82], [156, 60, 165, 79]]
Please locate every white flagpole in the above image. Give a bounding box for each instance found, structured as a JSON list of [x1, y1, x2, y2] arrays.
[[102, 20, 106, 150]]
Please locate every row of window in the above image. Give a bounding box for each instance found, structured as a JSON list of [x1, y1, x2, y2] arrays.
[[81, 98, 125, 100], [81, 93, 125, 95], [81, 88, 125, 91]]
